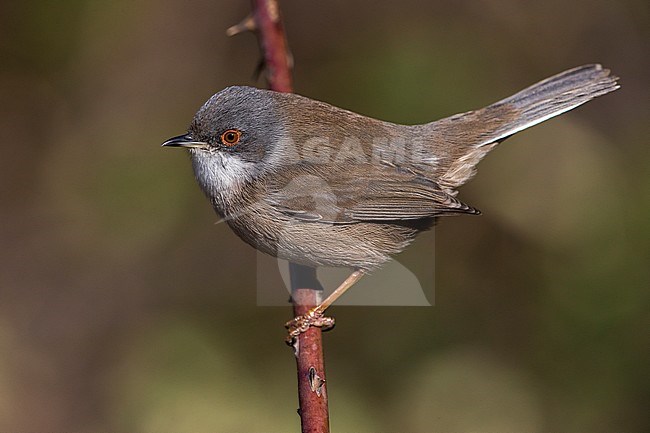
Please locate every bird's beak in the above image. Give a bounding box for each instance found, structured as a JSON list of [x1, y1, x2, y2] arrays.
[[161, 134, 209, 149]]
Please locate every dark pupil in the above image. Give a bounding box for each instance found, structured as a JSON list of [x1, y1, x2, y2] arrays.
[[226, 133, 236, 142]]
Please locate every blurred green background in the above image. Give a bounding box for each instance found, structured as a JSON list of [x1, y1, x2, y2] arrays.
[[1, 1, 648, 432]]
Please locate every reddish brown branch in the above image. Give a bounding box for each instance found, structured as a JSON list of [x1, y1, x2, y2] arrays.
[[290, 268, 330, 433], [247, 1, 330, 432], [251, 0, 293, 93]]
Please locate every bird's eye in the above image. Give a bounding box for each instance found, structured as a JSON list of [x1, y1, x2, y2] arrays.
[[221, 129, 242, 146]]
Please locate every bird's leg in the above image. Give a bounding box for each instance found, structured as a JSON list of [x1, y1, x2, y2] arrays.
[[285, 269, 365, 343]]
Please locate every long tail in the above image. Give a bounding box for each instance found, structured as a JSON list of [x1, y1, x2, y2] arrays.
[[485, 64, 620, 145], [430, 64, 619, 190]]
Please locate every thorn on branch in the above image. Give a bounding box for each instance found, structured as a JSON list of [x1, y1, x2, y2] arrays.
[[226, 14, 256, 37]]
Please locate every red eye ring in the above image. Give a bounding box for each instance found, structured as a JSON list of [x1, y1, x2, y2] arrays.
[[221, 129, 242, 146]]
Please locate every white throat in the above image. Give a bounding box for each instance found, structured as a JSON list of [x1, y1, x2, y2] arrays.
[[191, 150, 255, 202]]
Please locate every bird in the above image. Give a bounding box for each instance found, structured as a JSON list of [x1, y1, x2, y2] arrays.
[[162, 64, 619, 341]]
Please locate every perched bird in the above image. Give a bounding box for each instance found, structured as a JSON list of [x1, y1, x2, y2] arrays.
[[163, 64, 619, 340]]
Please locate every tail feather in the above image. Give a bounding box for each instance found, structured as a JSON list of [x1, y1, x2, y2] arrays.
[[487, 64, 620, 145], [430, 64, 619, 191]]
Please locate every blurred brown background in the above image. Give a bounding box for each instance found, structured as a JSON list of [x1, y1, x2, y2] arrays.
[[1, 1, 648, 432]]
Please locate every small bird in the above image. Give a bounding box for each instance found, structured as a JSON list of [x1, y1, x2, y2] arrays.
[[163, 64, 619, 340]]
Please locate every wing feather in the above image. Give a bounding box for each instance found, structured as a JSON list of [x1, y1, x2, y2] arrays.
[[262, 163, 479, 224]]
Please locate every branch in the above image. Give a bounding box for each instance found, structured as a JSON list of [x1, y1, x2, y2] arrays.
[[289, 264, 330, 433], [230, 1, 330, 432], [250, 0, 293, 93]]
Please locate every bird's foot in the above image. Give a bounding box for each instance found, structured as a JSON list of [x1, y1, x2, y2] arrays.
[[285, 308, 335, 345]]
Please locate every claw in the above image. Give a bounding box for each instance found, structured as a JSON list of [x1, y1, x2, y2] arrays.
[[284, 270, 365, 344], [285, 309, 335, 344]]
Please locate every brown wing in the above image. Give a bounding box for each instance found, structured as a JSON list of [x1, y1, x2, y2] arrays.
[[262, 162, 479, 224]]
